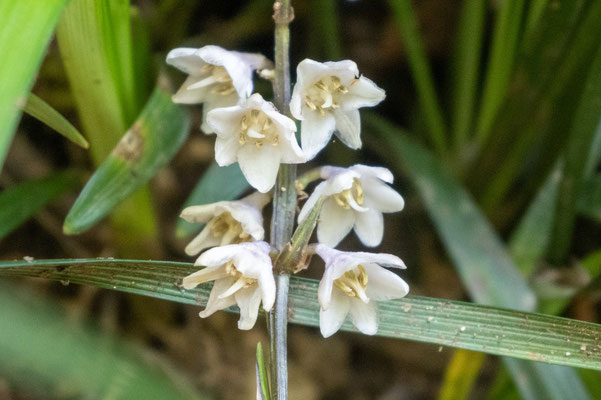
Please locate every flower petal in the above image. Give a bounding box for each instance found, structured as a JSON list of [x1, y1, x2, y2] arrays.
[[361, 178, 405, 213], [199, 277, 237, 318], [317, 198, 355, 247], [237, 144, 281, 193], [350, 164, 394, 183], [182, 265, 228, 289], [348, 298, 378, 335], [235, 286, 263, 330], [300, 112, 336, 160], [297, 181, 327, 223], [333, 108, 361, 149], [319, 288, 350, 338], [354, 208, 384, 247], [166, 47, 204, 74], [180, 203, 219, 223], [185, 224, 221, 255], [172, 76, 210, 104], [364, 263, 409, 301], [195, 244, 239, 267], [343, 75, 386, 110]]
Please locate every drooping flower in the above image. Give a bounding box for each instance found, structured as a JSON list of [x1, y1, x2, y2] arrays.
[[290, 59, 386, 160], [166, 45, 270, 133], [180, 192, 270, 256], [298, 164, 404, 247], [314, 244, 409, 337], [182, 241, 276, 330], [207, 93, 305, 193]]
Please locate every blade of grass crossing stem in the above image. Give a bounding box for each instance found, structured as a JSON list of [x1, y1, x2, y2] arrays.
[[547, 41, 601, 264], [508, 166, 561, 276], [1, 259, 601, 371], [23, 94, 89, 148], [63, 88, 189, 234], [0, 0, 70, 170], [388, 0, 447, 156], [0, 171, 80, 240], [450, 0, 486, 150], [176, 162, 249, 238], [475, 0, 525, 145], [437, 350, 485, 400], [57, 0, 158, 257], [256, 343, 271, 400], [364, 115, 591, 399], [0, 281, 206, 400]]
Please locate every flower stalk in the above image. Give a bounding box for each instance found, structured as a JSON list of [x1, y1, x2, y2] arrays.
[[269, 1, 295, 398]]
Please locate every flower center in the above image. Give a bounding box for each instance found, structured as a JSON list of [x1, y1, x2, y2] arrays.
[[238, 109, 279, 148], [333, 178, 364, 210], [304, 75, 349, 116], [217, 260, 257, 299], [210, 213, 251, 245], [334, 265, 369, 302], [194, 64, 235, 96]]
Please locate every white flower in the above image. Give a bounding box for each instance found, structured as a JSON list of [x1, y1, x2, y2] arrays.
[[290, 59, 386, 160], [315, 244, 409, 337], [166, 45, 270, 133], [298, 164, 404, 247], [182, 241, 276, 330], [207, 93, 306, 193], [180, 192, 270, 256]]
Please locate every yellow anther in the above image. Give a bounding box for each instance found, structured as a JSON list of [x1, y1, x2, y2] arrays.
[[255, 141, 263, 148], [331, 102, 339, 109], [250, 109, 260, 121], [334, 265, 369, 299], [240, 115, 248, 130], [337, 85, 348, 94], [332, 179, 363, 209], [263, 118, 273, 130], [239, 133, 246, 145], [272, 135, 279, 146], [315, 80, 328, 91]]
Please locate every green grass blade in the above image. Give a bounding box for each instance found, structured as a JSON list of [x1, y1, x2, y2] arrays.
[[547, 42, 601, 264], [475, 0, 525, 145], [63, 88, 189, 234], [176, 163, 250, 238], [450, 0, 486, 150], [256, 342, 271, 400], [23, 94, 89, 148], [0, 171, 80, 240], [438, 350, 485, 400], [578, 174, 601, 223], [508, 167, 561, 276], [0, 0, 70, 169], [1, 258, 601, 371], [388, 0, 448, 156], [524, 0, 549, 38], [0, 281, 207, 400]]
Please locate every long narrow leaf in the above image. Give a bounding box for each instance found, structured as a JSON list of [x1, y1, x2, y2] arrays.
[[63, 88, 189, 234], [450, 0, 486, 149], [23, 93, 89, 148], [0, 171, 80, 240], [548, 41, 601, 263], [0, 258, 600, 371], [0, 0, 70, 169], [388, 0, 447, 156]]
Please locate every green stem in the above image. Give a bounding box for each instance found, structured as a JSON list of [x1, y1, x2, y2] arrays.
[[269, 1, 294, 399]]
